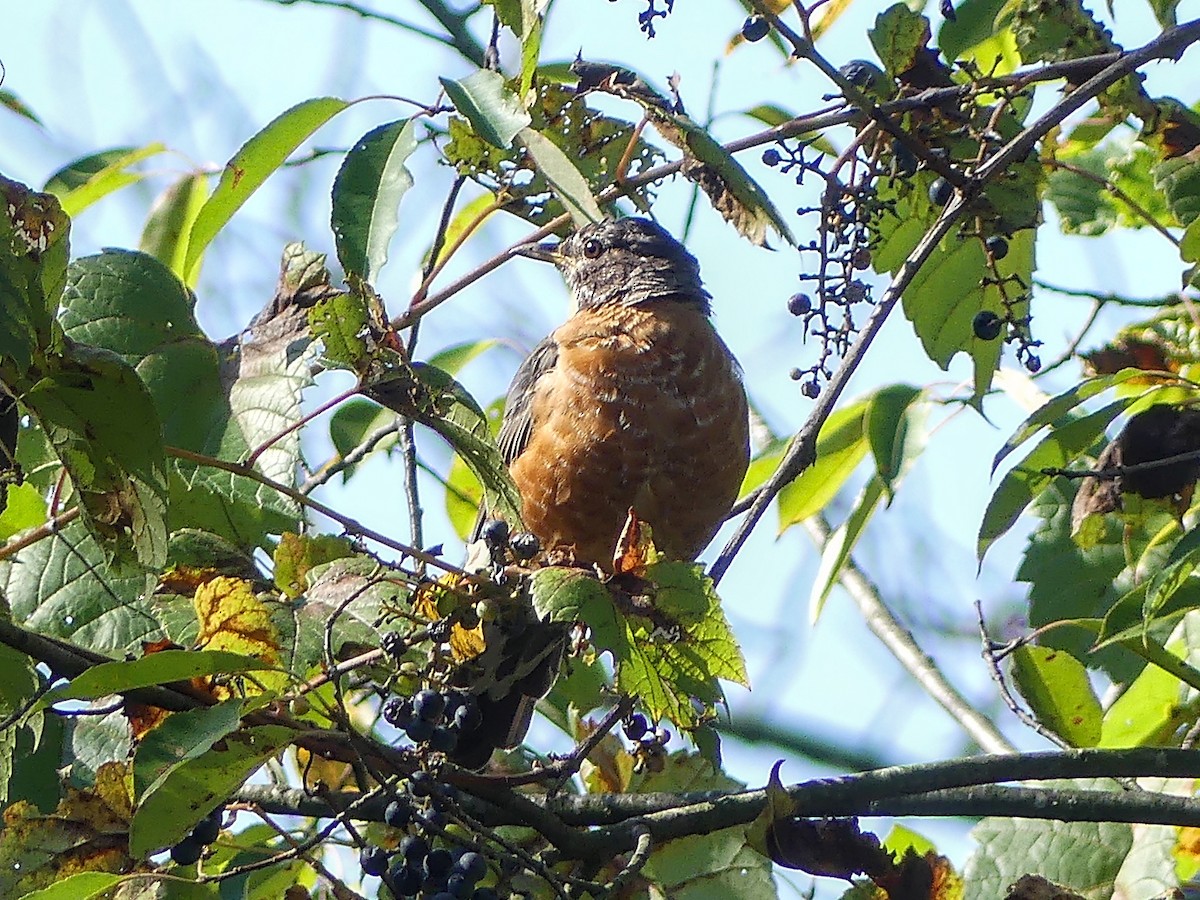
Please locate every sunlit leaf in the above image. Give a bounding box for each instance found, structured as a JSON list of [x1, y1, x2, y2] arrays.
[[184, 97, 351, 279], [331, 118, 420, 283]]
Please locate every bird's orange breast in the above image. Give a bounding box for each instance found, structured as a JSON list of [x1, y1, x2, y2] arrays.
[[508, 303, 749, 571]]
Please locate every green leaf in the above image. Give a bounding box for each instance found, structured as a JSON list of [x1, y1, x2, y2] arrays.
[[937, 0, 1009, 62], [1145, 0, 1180, 30], [130, 724, 293, 856], [484, 0, 537, 36], [309, 289, 371, 372], [16, 873, 125, 900], [1153, 146, 1200, 228], [963, 813, 1131, 900], [439, 69, 531, 150], [22, 341, 169, 568], [428, 339, 500, 375], [617, 562, 747, 727], [865, 384, 924, 494], [49, 144, 168, 218], [777, 401, 870, 529], [331, 118, 420, 283], [656, 111, 795, 247], [809, 476, 886, 621], [641, 756, 768, 900], [978, 400, 1126, 561], [1144, 527, 1200, 620], [1101, 641, 1190, 747], [517, 126, 604, 226], [530, 567, 621, 647], [184, 97, 351, 279], [39, 650, 273, 709], [1010, 645, 1103, 746], [0, 483, 47, 541], [329, 397, 397, 460], [0, 88, 43, 126], [870, 3, 932, 78], [60, 249, 221, 450], [0, 175, 71, 372], [139, 173, 210, 281], [365, 363, 523, 527], [42, 147, 134, 194], [1047, 155, 1116, 235], [991, 369, 1146, 473], [132, 700, 247, 799], [0, 520, 158, 654]]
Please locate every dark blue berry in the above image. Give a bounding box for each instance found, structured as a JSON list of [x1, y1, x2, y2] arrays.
[[426, 847, 454, 876], [170, 836, 203, 865], [380, 630, 403, 656], [839, 59, 886, 90], [624, 714, 648, 741], [985, 235, 1009, 260], [406, 717, 435, 742], [423, 876, 450, 896], [399, 833, 429, 864], [972, 310, 1003, 341], [360, 844, 390, 877], [786, 293, 812, 316], [383, 696, 413, 728], [389, 860, 422, 896], [447, 873, 472, 898], [190, 808, 221, 846], [384, 798, 413, 828], [929, 177, 953, 206], [480, 518, 509, 547], [455, 851, 488, 883], [509, 531, 539, 560], [453, 699, 482, 734], [410, 770, 436, 797], [414, 689, 446, 723], [762, 148, 782, 167], [429, 726, 458, 753], [418, 807, 447, 831], [893, 141, 918, 175], [742, 15, 770, 41]]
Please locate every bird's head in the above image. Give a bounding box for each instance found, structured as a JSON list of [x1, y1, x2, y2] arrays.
[[517, 218, 711, 313]]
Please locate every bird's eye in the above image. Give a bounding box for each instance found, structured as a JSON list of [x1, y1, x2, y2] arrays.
[[582, 238, 603, 259]]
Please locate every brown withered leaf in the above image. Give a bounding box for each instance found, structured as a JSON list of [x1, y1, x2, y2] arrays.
[[1071, 404, 1200, 532], [612, 508, 655, 577], [1080, 338, 1174, 376], [569, 59, 795, 247]]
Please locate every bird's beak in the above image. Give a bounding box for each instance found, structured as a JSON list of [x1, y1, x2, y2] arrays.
[[515, 241, 562, 264]]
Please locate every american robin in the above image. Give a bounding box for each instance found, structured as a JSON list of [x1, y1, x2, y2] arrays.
[[454, 216, 750, 767]]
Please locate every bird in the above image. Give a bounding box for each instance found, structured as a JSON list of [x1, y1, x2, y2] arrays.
[[452, 216, 751, 768]]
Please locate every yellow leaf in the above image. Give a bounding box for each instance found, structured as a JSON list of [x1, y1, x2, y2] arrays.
[[193, 576, 283, 696]]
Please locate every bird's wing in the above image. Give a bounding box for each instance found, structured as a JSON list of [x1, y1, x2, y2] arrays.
[[468, 334, 559, 544], [496, 334, 560, 466]]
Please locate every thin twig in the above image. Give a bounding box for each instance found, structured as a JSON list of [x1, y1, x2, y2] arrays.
[[807, 519, 1015, 754]]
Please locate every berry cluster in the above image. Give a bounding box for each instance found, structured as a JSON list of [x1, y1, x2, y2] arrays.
[[360, 791, 497, 900], [623, 713, 671, 773], [169, 804, 224, 865], [383, 688, 483, 755]]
